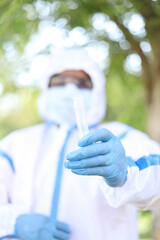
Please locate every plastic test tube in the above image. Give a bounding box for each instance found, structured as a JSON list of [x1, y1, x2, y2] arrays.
[[73, 94, 89, 138]]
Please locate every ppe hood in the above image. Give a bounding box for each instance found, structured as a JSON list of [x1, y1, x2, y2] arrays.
[[38, 48, 106, 125]]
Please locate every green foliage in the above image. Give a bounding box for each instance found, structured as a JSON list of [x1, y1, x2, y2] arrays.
[[104, 46, 147, 131], [0, 0, 37, 53], [0, 1, 160, 237], [139, 211, 153, 240], [1, 0, 159, 136], [0, 87, 41, 138], [106, 69, 147, 132]]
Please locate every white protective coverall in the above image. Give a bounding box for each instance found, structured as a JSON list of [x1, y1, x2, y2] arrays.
[[0, 48, 160, 240]]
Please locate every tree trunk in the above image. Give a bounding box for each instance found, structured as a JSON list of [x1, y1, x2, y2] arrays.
[[153, 211, 160, 240], [147, 80, 160, 143], [146, 67, 160, 240]]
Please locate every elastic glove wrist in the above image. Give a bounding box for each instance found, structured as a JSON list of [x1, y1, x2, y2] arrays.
[[104, 157, 128, 187]]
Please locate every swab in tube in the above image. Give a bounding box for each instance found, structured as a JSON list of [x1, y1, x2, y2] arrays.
[[73, 94, 89, 138]]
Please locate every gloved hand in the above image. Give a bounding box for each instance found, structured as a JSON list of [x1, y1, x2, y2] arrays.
[[65, 128, 128, 187], [15, 213, 71, 240]]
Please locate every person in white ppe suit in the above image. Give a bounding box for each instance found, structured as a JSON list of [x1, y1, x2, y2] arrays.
[[0, 48, 160, 240]]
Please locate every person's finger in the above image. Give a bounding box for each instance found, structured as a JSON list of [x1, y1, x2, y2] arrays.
[[53, 229, 71, 240], [71, 165, 115, 177], [65, 154, 113, 169], [66, 140, 113, 161], [78, 128, 113, 147], [55, 221, 71, 234]]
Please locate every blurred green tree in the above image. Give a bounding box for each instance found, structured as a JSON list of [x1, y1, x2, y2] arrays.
[[0, 0, 160, 239], [1, 0, 159, 139], [51, 0, 160, 141]]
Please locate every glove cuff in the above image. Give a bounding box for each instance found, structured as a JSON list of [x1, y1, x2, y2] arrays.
[[104, 157, 128, 187]]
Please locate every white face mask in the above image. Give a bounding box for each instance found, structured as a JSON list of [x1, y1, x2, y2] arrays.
[[37, 83, 92, 126]]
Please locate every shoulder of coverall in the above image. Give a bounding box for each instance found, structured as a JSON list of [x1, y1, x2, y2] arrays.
[[0, 123, 46, 148], [98, 121, 132, 138], [99, 121, 160, 153], [98, 121, 148, 141]]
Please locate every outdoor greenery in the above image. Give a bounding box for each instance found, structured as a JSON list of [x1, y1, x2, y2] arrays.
[[0, 0, 160, 239]]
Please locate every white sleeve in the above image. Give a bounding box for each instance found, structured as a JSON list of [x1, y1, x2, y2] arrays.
[[100, 126, 160, 210], [0, 135, 27, 237], [100, 162, 160, 210]]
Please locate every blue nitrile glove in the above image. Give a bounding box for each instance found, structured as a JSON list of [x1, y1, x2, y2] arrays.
[[15, 213, 71, 240], [65, 128, 128, 187]]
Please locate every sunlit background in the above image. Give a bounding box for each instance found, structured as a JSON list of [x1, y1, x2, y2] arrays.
[[1, 1, 160, 239]]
